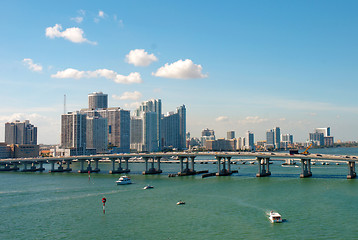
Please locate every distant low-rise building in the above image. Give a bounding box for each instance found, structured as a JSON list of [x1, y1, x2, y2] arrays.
[[10, 144, 39, 158]]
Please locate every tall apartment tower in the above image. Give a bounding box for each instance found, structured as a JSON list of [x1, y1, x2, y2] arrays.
[[61, 112, 87, 155], [86, 116, 108, 153], [245, 131, 255, 151], [162, 105, 186, 150], [133, 99, 162, 152], [274, 127, 281, 149], [82, 108, 130, 153], [227, 131, 235, 140], [5, 120, 37, 145], [88, 92, 108, 110]]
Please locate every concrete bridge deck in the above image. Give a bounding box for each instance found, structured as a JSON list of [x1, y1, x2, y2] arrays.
[[0, 151, 357, 179]]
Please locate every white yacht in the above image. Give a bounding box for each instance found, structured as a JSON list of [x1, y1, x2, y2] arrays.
[[268, 211, 283, 223], [116, 176, 132, 185], [143, 185, 154, 189]]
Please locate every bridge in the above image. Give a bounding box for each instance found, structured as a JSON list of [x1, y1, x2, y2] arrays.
[[0, 151, 356, 179]]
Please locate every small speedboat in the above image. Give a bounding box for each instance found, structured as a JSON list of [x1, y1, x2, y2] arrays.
[[143, 185, 154, 189], [177, 201, 185, 205], [268, 211, 282, 223], [116, 175, 132, 185]]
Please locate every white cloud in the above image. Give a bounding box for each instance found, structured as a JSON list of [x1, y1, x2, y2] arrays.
[[239, 116, 268, 124], [51, 68, 142, 84], [125, 49, 158, 67], [22, 58, 43, 72], [112, 91, 142, 101], [71, 17, 83, 23], [215, 116, 229, 122], [123, 102, 141, 109], [45, 24, 97, 45], [152, 59, 208, 79], [98, 10, 105, 18]]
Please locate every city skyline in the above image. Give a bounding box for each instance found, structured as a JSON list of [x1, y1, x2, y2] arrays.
[[1, 1, 358, 144]]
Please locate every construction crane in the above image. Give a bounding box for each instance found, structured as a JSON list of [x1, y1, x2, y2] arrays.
[[301, 143, 312, 155]]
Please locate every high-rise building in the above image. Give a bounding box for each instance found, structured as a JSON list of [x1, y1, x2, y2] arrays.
[[82, 107, 130, 153], [130, 116, 143, 151], [5, 120, 37, 145], [315, 127, 330, 137], [88, 92, 108, 110], [281, 134, 293, 144], [132, 99, 162, 152], [266, 129, 275, 148], [227, 131, 235, 140], [274, 127, 281, 149], [245, 131, 255, 151], [266, 127, 281, 149], [162, 105, 186, 150], [309, 132, 324, 146], [86, 116, 108, 153], [201, 128, 215, 147], [61, 112, 87, 155]]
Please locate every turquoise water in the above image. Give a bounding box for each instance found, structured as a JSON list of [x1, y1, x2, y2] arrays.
[[1, 147, 358, 239]]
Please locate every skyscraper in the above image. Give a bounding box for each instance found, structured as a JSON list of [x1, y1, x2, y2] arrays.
[[82, 107, 130, 153], [86, 116, 108, 153], [162, 105, 186, 150], [61, 112, 87, 155], [133, 99, 162, 152], [266, 127, 281, 150], [245, 131, 255, 151], [88, 92, 108, 110], [227, 131, 235, 140], [5, 120, 37, 145]]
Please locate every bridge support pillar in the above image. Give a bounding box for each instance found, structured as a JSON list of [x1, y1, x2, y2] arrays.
[[347, 161, 356, 179], [256, 157, 271, 177], [110, 158, 130, 174], [143, 156, 162, 175], [216, 156, 233, 176], [300, 159, 312, 178], [178, 156, 196, 176]]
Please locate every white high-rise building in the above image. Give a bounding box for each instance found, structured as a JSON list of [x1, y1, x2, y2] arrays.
[[132, 99, 162, 152], [61, 111, 87, 155], [162, 105, 186, 150]]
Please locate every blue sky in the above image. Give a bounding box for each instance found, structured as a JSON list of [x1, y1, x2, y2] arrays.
[[0, 0, 357, 144]]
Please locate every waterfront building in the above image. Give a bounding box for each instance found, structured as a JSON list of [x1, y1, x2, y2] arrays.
[[227, 131, 235, 140], [324, 136, 334, 146], [133, 99, 162, 152], [266, 129, 275, 149], [245, 131, 255, 151], [265, 127, 281, 150], [281, 134, 293, 144], [309, 132, 324, 146], [205, 138, 236, 151], [10, 144, 39, 158], [201, 128, 215, 147], [61, 111, 87, 155], [130, 116, 143, 151], [86, 116, 108, 153], [5, 120, 37, 145], [236, 137, 245, 150], [82, 107, 130, 153], [309, 127, 333, 146], [274, 127, 281, 149], [315, 127, 330, 137], [88, 92, 108, 110], [0, 143, 11, 159], [162, 105, 186, 150]]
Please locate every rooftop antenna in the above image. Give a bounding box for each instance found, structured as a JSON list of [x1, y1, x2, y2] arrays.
[[64, 94, 66, 114]]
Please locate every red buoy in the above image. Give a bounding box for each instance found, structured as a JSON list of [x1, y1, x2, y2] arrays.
[[102, 197, 106, 214]]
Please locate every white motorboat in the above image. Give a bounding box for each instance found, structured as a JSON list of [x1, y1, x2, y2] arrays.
[[116, 175, 132, 185], [268, 211, 283, 223], [143, 185, 154, 189], [177, 201, 185, 205]]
